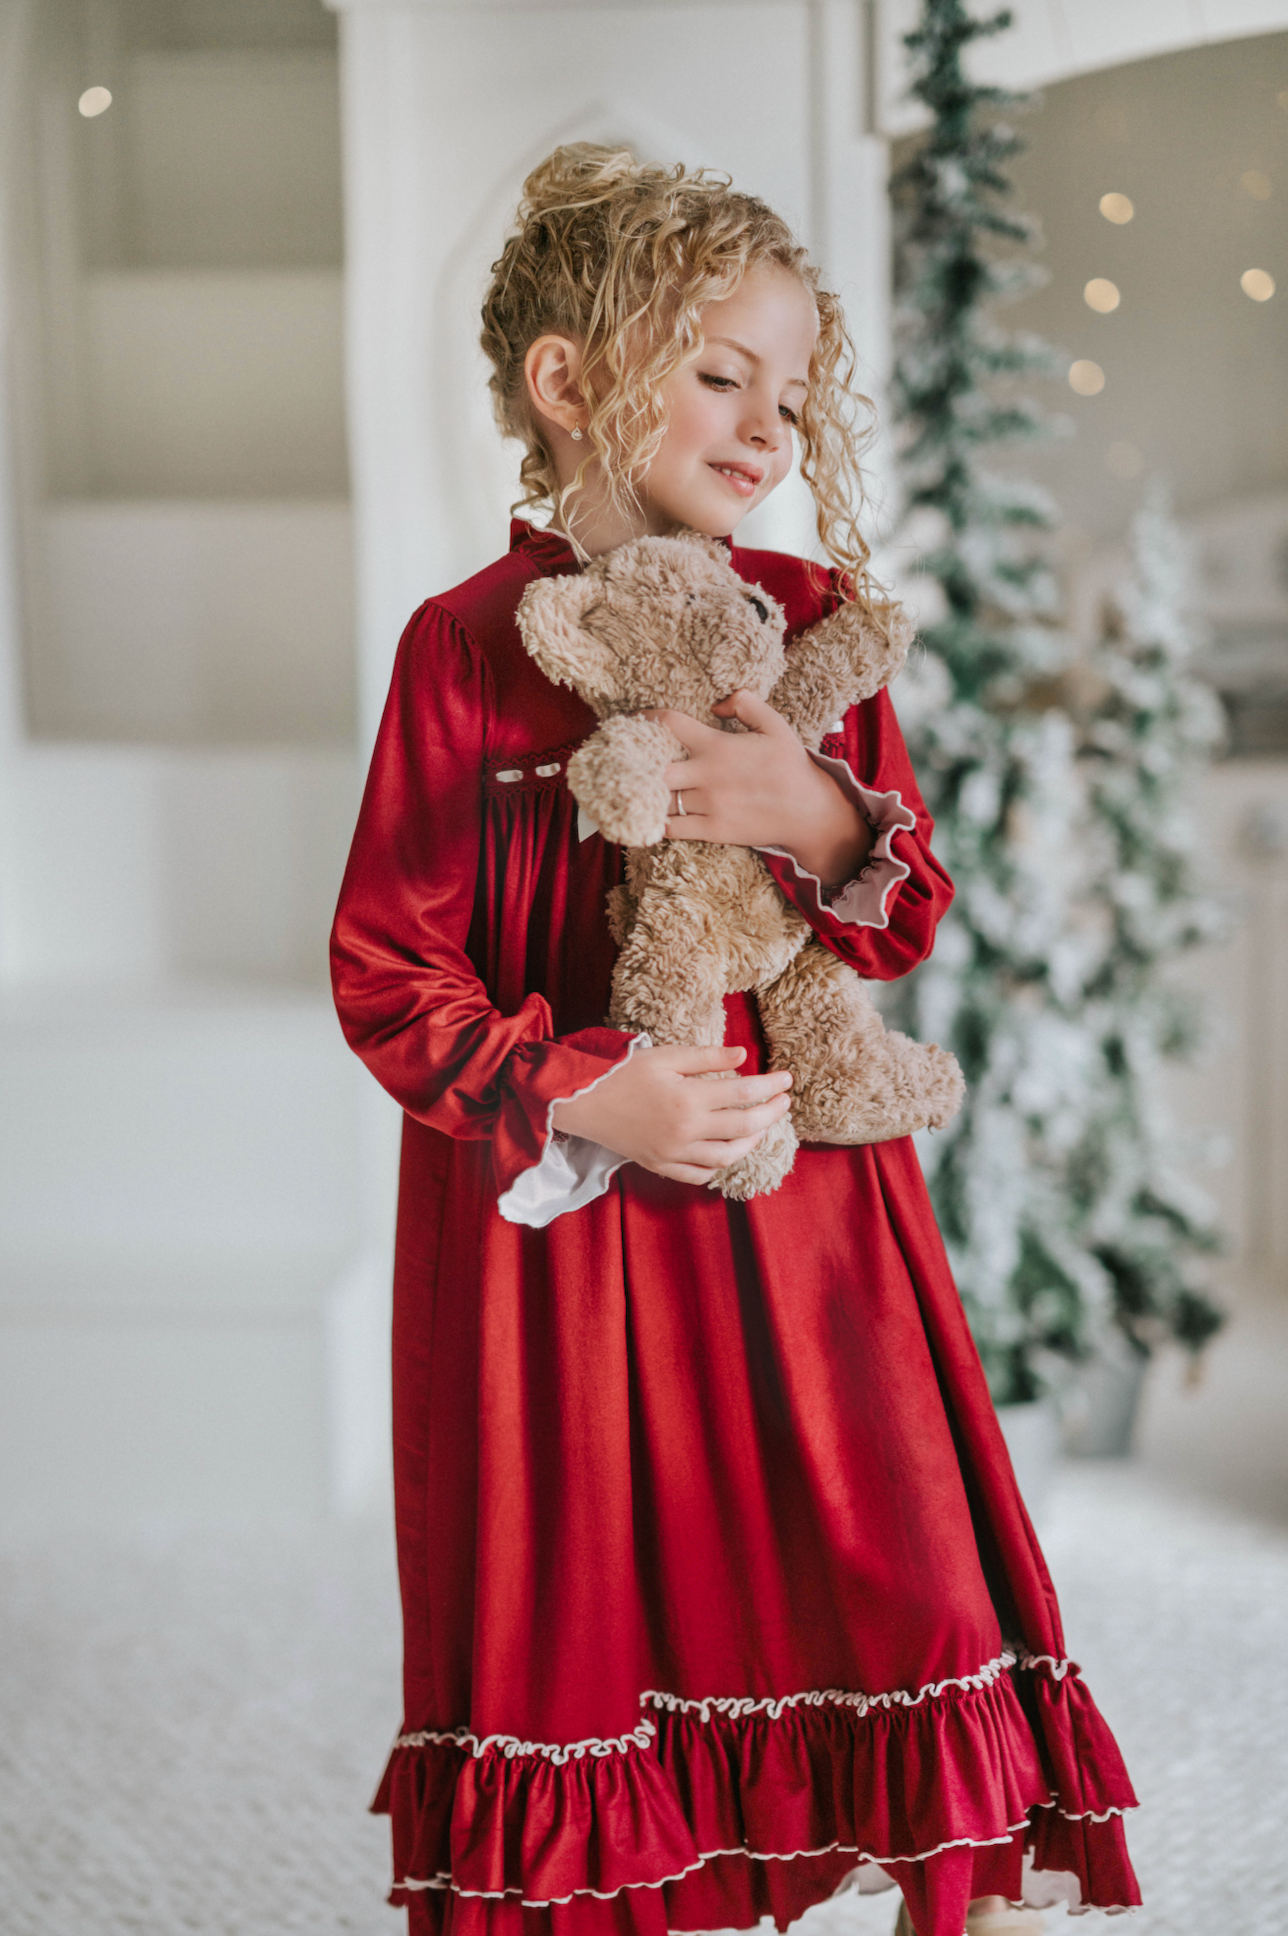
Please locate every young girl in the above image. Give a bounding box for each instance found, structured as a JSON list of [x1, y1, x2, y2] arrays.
[[331, 146, 1140, 1936]]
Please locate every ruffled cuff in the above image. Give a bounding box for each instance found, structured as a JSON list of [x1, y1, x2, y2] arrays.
[[495, 1028, 646, 1228], [758, 751, 916, 932]]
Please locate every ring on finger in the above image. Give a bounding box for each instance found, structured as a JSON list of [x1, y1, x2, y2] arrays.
[[673, 790, 686, 817]]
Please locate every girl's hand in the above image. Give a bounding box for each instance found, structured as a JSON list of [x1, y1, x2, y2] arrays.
[[646, 691, 874, 885], [548, 1044, 792, 1186]]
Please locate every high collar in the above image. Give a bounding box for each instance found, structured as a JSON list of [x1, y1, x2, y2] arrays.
[[508, 517, 736, 574], [509, 519, 580, 575]]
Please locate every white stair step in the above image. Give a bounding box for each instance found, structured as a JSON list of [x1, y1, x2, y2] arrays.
[[124, 49, 342, 269], [2, 742, 357, 983], [84, 271, 346, 496], [33, 499, 354, 743], [0, 1246, 390, 1526], [0, 985, 363, 1252]]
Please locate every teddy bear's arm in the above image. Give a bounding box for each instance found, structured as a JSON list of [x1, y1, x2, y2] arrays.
[[768, 604, 913, 749], [566, 714, 686, 848]]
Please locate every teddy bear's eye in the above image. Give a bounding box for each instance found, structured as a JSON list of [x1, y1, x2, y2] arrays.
[[748, 596, 770, 623]]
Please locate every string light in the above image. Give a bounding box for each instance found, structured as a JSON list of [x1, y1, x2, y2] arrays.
[[78, 86, 112, 117], [1084, 278, 1121, 313], [1069, 360, 1106, 396], [1241, 268, 1275, 301], [1099, 192, 1134, 224]]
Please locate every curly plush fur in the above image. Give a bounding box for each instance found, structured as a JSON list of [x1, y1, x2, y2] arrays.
[[517, 532, 964, 1199]]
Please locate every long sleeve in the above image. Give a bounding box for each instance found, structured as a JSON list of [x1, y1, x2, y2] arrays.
[[330, 600, 637, 1210], [758, 686, 954, 981]]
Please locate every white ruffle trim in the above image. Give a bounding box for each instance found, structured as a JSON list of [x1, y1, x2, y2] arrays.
[[393, 1647, 1046, 1763], [641, 1651, 1017, 1722], [395, 1819, 1039, 1906], [496, 1032, 650, 1230], [1015, 1649, 1072, 1680], [758, 755, 915, 931], [395, 1807, 1139, 1911], [390, 1647, 1137, 1905], [394, 1718, 657, 1766]]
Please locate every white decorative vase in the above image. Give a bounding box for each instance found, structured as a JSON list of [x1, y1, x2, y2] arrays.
[[996, 1398, 1062, 1524], [1063, 1352, 1148, 1458]]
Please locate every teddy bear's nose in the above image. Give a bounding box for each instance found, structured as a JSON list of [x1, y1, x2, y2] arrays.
[[748, 596, 770, 623]]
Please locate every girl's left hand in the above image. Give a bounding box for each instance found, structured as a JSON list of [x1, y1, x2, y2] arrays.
[[645, 690, 874, 887]]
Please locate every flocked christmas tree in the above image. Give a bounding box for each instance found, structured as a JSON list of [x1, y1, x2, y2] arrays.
[[1065, 491, 1226, 1363], [887, 0, 1225, 1399]]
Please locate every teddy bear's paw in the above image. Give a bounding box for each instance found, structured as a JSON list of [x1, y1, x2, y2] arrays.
[[920, 1043, 967, 1129], [708, 1110, 797, 1200], [788, 1034, 965, 1145], [567, 716, 678, 848]]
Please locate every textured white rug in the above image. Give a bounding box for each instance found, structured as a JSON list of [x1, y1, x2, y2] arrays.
[[2, 1316, 1286, 1935]]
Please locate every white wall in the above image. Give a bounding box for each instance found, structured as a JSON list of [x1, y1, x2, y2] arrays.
[[334, 0, 888, 739]]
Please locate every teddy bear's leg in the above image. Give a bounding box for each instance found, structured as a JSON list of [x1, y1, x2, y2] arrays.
[[607, 888, 729, 1049], [606, 875, 799, 1201], [605, 883, 636, 948], [707, 1110, 799, 1202], [756, 941, 965, 1145]]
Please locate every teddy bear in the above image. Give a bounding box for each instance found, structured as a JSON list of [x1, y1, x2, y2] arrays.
[[516, 532, 964, 1199]]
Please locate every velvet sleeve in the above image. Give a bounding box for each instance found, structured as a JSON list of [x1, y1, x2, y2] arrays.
[[329, 601, 637, 1208], [758, 686, 954, 982]]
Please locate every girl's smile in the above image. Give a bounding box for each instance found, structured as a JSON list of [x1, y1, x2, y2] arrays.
[[708, 461, 765, 497], [641, 266, 819, 539]]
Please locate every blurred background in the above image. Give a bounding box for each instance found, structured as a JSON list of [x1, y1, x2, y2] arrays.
[[0, 1, 1286, 1931]]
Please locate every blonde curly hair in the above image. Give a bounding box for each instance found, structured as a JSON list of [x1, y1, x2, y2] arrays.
[[481, 143, 888, 612]]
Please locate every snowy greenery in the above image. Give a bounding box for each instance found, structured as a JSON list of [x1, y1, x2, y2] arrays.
[[886, 0, 1225, 1401], [1065, 496, 1227, 1364]]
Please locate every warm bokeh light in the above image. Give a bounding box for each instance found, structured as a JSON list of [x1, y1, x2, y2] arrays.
[[1241, 268, 1275, 301], [1278, 89, 1288, 112], [1069, 360, 1106, 396], [1084, 278, 1121, 313], [1099, 192, 1134, 224], [1240, 170, 1272, 200], [77, 86, 112, 118], [1107, 442, 1144, 479]]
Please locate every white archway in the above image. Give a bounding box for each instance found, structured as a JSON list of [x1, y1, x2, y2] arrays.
[[434, 98, 724, 577], [877, 0, 1288, 135]]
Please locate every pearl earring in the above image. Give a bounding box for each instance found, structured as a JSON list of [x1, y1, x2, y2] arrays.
[[570, 423, 583, 442]]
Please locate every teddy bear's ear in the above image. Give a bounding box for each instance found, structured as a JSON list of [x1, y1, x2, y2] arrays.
[[515, 574, 605, 691]]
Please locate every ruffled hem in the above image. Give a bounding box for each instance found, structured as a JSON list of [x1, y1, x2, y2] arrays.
[[374, 1657, 1139, 1935]]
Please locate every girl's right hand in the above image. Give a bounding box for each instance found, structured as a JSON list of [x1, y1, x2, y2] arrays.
[[549, 1044, 792, 1186]]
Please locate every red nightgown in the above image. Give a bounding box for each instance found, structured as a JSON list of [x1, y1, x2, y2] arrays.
[[330, 521, 1140, 1936]]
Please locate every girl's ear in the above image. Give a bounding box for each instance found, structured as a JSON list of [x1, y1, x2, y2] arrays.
[[516, 575, 603, 690], [525, 335, 586, 438]]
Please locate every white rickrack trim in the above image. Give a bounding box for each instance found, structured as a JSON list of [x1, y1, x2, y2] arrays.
[[393, 1650, 1037, 1764], [642, 1650, 1017, 1723], [394, 1801, 1138, 1909], [1015, 1649, 1073, 1680], [393, 1717, 657, 1765], [392, 1818, 1036, 1907], [393, 1653, 1021, 1765], [389, 1789, 1137, 1909]]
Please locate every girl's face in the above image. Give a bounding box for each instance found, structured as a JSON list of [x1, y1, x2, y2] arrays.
[[640, 265, 819, 539]]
